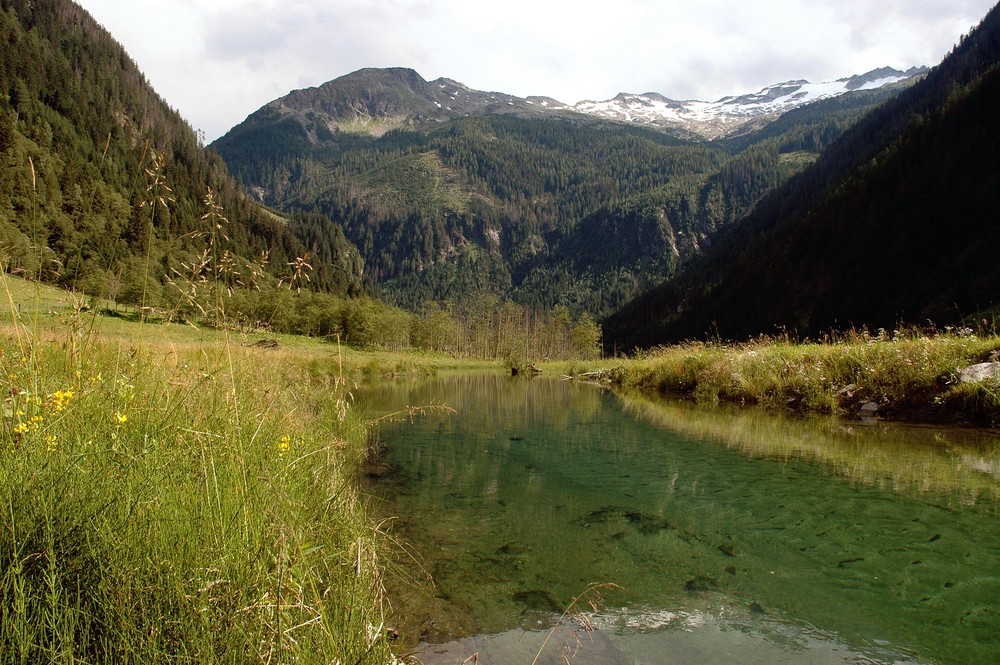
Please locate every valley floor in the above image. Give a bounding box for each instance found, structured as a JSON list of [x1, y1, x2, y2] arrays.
[[3, 275, 998, 662]]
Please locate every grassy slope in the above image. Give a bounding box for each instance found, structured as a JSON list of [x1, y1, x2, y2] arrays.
[[0, 274, 499, 663]]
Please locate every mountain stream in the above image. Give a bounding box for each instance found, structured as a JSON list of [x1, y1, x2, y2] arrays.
[[358, 374, 1000, 665]]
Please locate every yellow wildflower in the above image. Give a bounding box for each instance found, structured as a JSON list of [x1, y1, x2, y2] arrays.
[[115, 412, 128, 424], [277, 435, 291, 456], [46, 435, 58, 452], [48, 390, 75, 412], [13, 422, 28, 434]]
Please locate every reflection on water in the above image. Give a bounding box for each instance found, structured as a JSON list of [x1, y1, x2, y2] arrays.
[[358, 374, 1000, 665], [616, 390, 1000, 503]]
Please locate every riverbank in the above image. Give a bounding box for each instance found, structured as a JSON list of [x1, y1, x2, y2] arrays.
[[586, 329, 1000, 426], [0, 279, 433, 662]]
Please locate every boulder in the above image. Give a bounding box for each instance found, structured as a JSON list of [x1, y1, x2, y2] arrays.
[[958, 362, 1000, 383]]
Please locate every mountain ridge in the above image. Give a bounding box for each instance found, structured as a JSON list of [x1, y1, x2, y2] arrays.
[[233, 65, 925, 144], [572, 66, 927, 139], [213, 61, 910, 316], [0, 0, 363, 301], [259, 66, 572, 139]]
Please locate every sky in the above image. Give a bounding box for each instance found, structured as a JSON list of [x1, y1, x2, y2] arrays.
[[76, 0, 997, 142]]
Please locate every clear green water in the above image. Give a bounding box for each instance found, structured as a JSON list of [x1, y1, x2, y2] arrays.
[[358, 374, 1000, 665]]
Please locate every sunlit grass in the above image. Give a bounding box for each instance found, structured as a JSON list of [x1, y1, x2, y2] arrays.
[[606, 328, 1000, 423], [0, 274, 399, 663]]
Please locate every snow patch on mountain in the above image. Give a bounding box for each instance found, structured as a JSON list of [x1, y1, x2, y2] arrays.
[[265, 65, 924, 142], [572, 67, 926, 139]]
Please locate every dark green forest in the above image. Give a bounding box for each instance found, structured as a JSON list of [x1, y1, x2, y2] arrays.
[[604, 3, 1000, 348], [214, 78, 901, 318], [0, 0, 363, 305]]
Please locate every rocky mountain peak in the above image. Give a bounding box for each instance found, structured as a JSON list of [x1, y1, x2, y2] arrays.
[[250, 65, 925, 143], [571, 67, 927, 139]]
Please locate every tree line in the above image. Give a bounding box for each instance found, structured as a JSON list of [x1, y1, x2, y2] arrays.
[[126, 283, 603, 362]]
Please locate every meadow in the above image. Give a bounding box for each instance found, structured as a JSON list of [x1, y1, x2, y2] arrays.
[[0, 274, 488, 664]]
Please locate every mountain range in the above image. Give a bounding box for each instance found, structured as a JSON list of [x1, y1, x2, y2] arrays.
[[605, 3, 1000, 346], [213, 63, 919, 318], [572, 66, 927, 139], [244, 65, 925, 143], [3, 0, 998, 351]]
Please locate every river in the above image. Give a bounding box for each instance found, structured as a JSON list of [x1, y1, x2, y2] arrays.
[[358, 373, 1000, 665]]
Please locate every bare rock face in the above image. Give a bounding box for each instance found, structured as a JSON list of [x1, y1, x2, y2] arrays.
[[958, 362, 1000, 383]]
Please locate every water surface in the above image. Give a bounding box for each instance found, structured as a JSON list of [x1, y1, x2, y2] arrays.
[[359, 374, 1000, 665]]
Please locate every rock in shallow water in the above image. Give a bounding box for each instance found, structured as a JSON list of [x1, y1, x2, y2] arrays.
[[860, 401, 879, 417], [512, 589, 562, 613], [684, 575, 720, 593]]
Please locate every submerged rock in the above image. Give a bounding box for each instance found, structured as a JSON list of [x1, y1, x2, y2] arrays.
[[684, 575, 720, 593], [496, 542, 528, 555], [624, 511, 673, 534], [512, 589, 563, 613], [572, 505, 626, 527]]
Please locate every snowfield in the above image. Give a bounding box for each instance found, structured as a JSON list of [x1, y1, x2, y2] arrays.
[[571, 68, 922, 139]]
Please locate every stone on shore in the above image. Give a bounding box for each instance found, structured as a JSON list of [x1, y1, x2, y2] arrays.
[[958, 362, 1000, 383]]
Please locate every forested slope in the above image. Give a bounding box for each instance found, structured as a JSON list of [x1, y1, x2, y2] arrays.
[[215, 70, 903, 317], [604, 3, 1000, 348], [0, 0, 363, 301]]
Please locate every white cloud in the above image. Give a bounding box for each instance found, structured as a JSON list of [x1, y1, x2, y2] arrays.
[[75, 0, 996, 141]]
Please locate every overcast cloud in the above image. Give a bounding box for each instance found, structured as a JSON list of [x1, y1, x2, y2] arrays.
[[76, 0, 996, 141]]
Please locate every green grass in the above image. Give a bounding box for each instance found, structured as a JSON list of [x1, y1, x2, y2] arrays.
[[0, 275, 403, 664], [603, 329, 1000, 424]]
